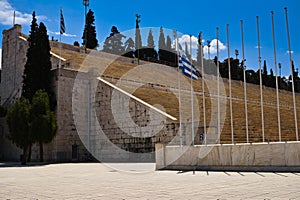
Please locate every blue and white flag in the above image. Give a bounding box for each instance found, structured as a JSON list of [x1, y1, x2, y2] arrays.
[[178, 50, 198, 80], [60, 8, 65, 34]]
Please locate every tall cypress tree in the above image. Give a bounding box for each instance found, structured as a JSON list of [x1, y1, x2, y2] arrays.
[[147, 28, 155, 49], [158, 27, 166, 61], [144, 28, 157, 60], [166, 36, 172, 51], [23, 13, 52, 105], [124, 37, 135, 58], [262, 60, 268, 85], [37, 22, 52, 98], [82, 9, 98, 49], [22, 11, 39, 102], [158, 27, 166, 50]]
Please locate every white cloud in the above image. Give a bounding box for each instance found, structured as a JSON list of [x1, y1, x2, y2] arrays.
[[177, 34, 199, 50], [0, 0, 46, 26], [48, 31, 77, 37], [172, 34, 199, 60], [173, 35, 226, 60], [0, 48, 2, 69], [286, 50, 294, 54], [203, 39, 226, 55]]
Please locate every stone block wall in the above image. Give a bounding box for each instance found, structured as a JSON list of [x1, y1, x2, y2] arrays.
[[156, 142, 300, 171], [37, 68, 183, 162], [0, 25, 27, 105]]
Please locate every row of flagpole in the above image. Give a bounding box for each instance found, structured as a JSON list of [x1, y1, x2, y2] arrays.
[[175, 7, 298, 146]]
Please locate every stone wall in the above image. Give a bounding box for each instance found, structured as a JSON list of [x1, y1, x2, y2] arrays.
[[0, 25, 27, 105], [156, 142, 300, 171], [37, 68, 182, 162]]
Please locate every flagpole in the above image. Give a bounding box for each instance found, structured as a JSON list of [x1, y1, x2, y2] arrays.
[[199, 32, 207, 145], [256, 16, 265, 142], [226, 24, 234, 144], [59, 8, 62, 69], [173, 30, 183, 146], [271, 11, 281, 142], [13, 11, 15, 25], [240, 20, 249, 143], [216, 27, 221, 143], [190, 35, 195, 145], [284, 7, 298, 141]]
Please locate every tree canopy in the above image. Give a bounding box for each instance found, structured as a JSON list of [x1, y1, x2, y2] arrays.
[[30, 90, 57, 162], [22, 12, 53, 107], [103, 26, 126, 55], [7, 98, 32, 165], [82, 9, 98, 49]]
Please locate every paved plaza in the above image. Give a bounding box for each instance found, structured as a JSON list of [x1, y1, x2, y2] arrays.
[[0, 163, 300, 199]]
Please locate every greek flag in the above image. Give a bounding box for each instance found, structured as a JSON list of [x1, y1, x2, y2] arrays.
[[178, 50, 198, 80], [60, 8, 65, 34]]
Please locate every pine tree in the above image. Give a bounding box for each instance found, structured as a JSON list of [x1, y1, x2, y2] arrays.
[[22, 13, 53, 107], [158, 27, 166, 61], [270, 68, 274, 77], [147, 29, 155, 49], [123, 37, 135, 58], [166, 36, 172, 51], [143, 29, 157, 60], [262, 60, 268, 85], [263, 60, 268, 75], [102, 26, 125, 55], [37, 23, 52, 98], [158, 27, 166, 50], [82, 9, 98, 49], [22, 11, 39, 102]]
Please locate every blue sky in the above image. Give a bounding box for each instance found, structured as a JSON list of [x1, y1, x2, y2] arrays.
[[0, 0, 299, 76]]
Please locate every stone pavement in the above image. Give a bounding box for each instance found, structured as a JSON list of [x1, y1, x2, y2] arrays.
[[0, 163, 300, 199]]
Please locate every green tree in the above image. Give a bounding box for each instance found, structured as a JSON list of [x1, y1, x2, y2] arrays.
[[147, 28, 155, 49], [7, 98, 32, 165], [73, 41, 80, 47], [22, 13, 53, 108], [103, 26, 126, 55], [22, 11, 39, 102], [142, 29, 157, 60], [30, 90, 57, 162], [158, 27, 167, 62], [123, 37, 135, 58], [262, 60, 268, 85], [166, 36, 172, 51], [82, 9, 98, 49], [158, 27, 166, 51]]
